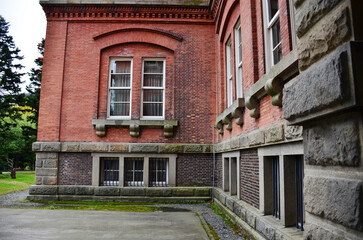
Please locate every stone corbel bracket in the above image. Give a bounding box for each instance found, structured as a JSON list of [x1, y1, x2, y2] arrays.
[[215, 98, 245, 134], [244, 50, 299, 119], [92, 119, 178, 138], [265, 77, 283, 107], [245, 95, 260, 118]]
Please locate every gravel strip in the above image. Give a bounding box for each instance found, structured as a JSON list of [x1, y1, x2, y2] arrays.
[[1, 191, 244, 239], [157, 203, 245, 240]]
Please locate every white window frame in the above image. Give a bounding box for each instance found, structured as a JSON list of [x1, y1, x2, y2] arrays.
[[234, 20, 243, 99], [226, 38, 233, 107], [92, 153, 177, 187], [107, 58, 133, 119], [262, 0, 281, 71], [141, 58, 166, 120]]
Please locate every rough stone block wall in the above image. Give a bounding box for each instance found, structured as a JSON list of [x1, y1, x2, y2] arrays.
[[58, 153, 92, 185], [176, 154, 213, 186], [240, 149, 259, 209]]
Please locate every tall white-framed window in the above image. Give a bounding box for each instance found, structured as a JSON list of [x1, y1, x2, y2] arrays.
[[141, 58, 165, 119], [234, 20, 243, 98], [226, 38, 233, 107], [108, 58, 132, 119], [262, 0, 282, 70]]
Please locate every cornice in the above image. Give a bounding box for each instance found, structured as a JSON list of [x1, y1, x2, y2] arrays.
[[42, 4, 214, 23]]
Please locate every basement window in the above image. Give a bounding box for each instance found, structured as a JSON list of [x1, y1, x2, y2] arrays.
[[124, 157, 144, 187], [100, 157, 119, 186]]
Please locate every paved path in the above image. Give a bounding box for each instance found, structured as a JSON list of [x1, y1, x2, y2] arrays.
[[0, 209, 209, 240]]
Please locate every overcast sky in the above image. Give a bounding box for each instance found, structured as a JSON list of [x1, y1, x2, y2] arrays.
[[0, 0, 47, 89]]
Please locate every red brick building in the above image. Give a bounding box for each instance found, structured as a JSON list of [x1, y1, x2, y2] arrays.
[[30, 0, 363, 239]]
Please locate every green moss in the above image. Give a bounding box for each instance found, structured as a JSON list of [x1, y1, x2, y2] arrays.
[[41, 205, 162, 212], [210, 203, 244, 236], [182, 0, 205, 6]]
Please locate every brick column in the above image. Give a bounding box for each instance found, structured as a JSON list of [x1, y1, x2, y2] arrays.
[[283, 0, 363, 238]]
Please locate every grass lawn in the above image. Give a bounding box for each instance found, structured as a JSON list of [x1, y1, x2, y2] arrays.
[[0, 171, 35, 195]]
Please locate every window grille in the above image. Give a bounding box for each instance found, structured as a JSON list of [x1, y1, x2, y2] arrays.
[[272, 156, 280, 219], [124, 157, 144, 187], [295, 156, 304, 230], [100, 157, 119, 186], [149, 158, 168, 187]]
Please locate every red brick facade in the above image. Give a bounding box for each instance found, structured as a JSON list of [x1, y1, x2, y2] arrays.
[[38, 0, 297, 219]]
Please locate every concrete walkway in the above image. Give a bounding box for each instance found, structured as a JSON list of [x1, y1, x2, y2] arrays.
[[0, 209, 209, 240]]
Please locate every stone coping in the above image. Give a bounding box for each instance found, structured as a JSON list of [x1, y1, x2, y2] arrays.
[[28, 185, 212, 202], [39, 0, 210, 6], [32, 142, 213, 154], [215, 122, 303, 153], [214, 188, 303, 240]]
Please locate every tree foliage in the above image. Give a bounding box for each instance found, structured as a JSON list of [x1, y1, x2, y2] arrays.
[[0, 15, 24, 173]]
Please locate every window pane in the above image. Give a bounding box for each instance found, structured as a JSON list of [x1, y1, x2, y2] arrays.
[[110, 103, 130, 116], [110, 89, 130, 102], [268, 0, 279, 21], [273, 44, 282, 64], [143, 103, 163, 116], [272, 20, 281, 48], [124, 158, 144, 187], [112, 61, 131, 73], [237, 27, 242, 64], [143, 89, 163, 102], [100, 157, 119, 186], [143, 74, 163, 87], [111, 74, 130, 87], [144, 61, 163, 73]]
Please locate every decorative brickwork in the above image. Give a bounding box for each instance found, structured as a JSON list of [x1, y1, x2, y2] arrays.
[[58, 153, 93, 185], [240, 149, 259, 209], [176, 154, 213, 186]]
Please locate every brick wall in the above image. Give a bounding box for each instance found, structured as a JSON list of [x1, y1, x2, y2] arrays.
[[215, 153, 223, 188], [240, 148, 259, 209], [58, 153, 92, 185], [39, 18, 216, 144], [176, 154, 213, 186]]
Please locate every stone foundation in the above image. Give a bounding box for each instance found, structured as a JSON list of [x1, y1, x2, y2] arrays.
[[27, 186, 212, 202]]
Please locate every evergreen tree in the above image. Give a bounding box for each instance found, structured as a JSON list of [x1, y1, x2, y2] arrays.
[[25, 38, 44, 133], [0, 15, 24, 174]]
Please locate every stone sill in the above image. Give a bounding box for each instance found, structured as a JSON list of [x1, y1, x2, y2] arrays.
[[215, 98, 245, 134], [92, 119, 178, 138], [244, 50, 298, 119], [215, 50, 298, 135]]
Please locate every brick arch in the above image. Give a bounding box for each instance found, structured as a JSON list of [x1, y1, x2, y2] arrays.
[[218, 0, 240, 42], [94, 28, 183, 52]]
